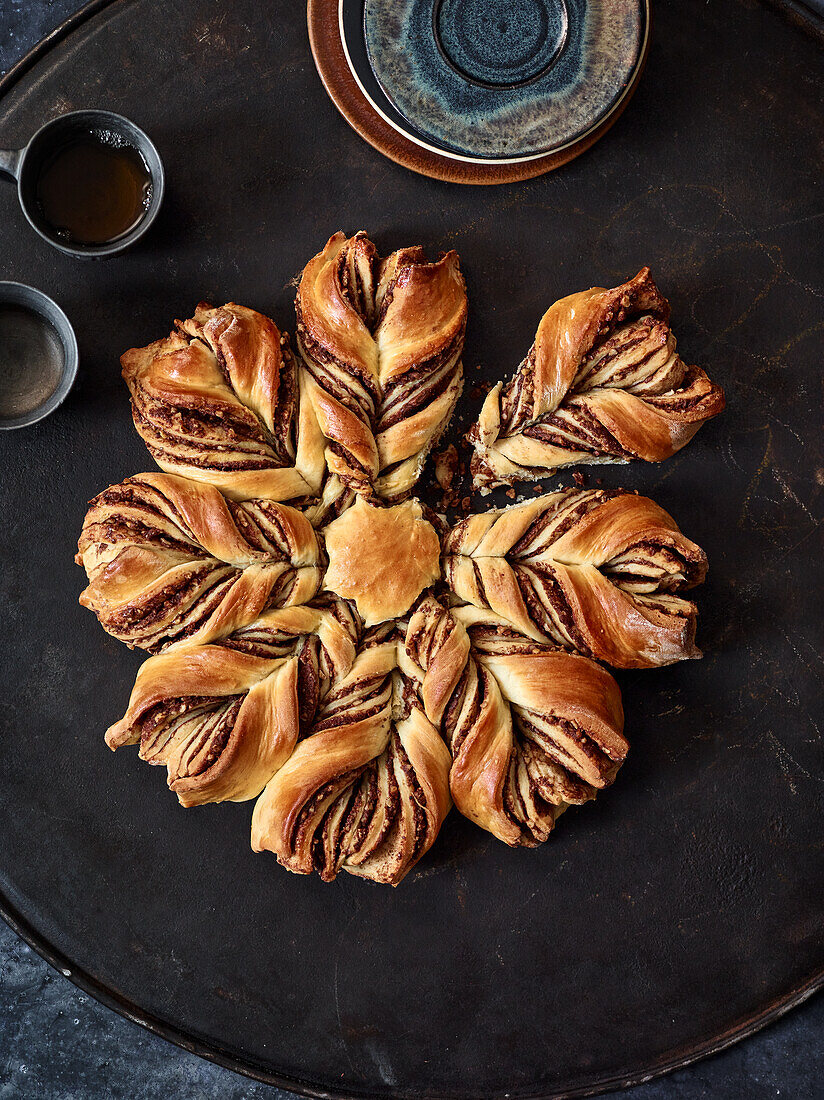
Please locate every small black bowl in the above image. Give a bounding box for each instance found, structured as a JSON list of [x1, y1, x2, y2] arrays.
[[0, 109, 164, 259], [0, 282, 78, 430]]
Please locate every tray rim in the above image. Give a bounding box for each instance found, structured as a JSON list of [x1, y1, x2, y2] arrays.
[[0, 1, 822, 1096]]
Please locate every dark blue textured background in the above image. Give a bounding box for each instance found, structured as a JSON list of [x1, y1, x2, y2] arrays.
[[0, 3, 821, 1097]]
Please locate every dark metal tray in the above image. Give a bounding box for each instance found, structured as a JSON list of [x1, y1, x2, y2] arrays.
[[0, 1, 822, 1096]]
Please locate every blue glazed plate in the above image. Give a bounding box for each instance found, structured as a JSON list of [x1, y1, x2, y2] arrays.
[[342, 0, 648, 162]]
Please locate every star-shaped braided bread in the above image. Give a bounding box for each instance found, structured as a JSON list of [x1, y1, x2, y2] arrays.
[[78, 236, 719, 885]]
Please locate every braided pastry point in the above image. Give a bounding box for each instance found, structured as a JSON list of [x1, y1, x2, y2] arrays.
[[251, 631, 452, 885], [301, 473, 357, 530], [77, 472, 322, 652], [403, 598, 626, 847], [105, 600, 359, 807], [469, 268, 725, 491], [323, 496, 441, 626], [443, 488, 708, 669], [122, 302, 326, 501], [296, 231, 467, 501]]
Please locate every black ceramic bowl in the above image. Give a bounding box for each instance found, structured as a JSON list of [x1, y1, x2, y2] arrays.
[[0, 109, 164, 258], [0, 282, 78, 429]]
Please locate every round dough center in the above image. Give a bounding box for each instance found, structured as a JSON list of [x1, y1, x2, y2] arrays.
[[323, 497, 441, 626]]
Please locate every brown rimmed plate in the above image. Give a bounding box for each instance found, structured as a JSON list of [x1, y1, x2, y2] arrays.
[[307, 0, 651, 184]]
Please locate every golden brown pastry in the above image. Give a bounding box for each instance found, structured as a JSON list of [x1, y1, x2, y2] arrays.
[[77, 239, 721, 887], [469, 268, 725, 491], [442, 488, 707, 668], [322, 496, 441, 626], [295, 231, 467, 501], [105, 599, 359, 807], [403, 598, 626, 847], [252, 627, 452, 885], [122, 302, 326, 501], [302, 473, 357, 529], [77, 472, 321, 652]]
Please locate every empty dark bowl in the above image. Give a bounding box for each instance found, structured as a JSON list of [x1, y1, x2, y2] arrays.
[[0, 282, 78, 429]]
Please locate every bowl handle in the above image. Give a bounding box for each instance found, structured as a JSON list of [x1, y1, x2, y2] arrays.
[[0, 148, 23, 181]]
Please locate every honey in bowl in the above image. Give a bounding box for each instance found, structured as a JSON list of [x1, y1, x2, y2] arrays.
[[35, 130, 153, 247]]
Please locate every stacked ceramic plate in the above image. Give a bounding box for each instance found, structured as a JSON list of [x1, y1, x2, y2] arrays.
[[309, 0, 649, 182]]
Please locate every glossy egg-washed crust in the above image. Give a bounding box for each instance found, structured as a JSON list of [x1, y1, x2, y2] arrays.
[[323, 495, 442, 626], [122, 303, 327, 502], [76, 472, 322, 653], [469, 268, 725, 491], [78, 237, 714, 885], [443, 488, 707, 670], [296, 231, 467, 501]]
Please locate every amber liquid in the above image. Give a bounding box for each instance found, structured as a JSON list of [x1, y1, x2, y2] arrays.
[[35, 131, 152, 246]]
